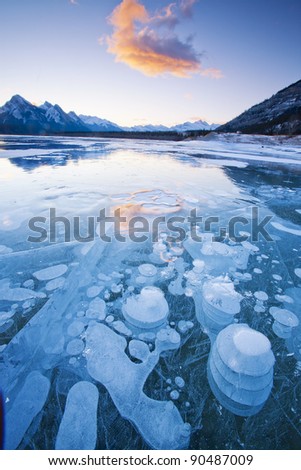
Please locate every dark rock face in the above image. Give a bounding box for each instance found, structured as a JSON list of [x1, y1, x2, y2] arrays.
[[218, 80, 301, 135]]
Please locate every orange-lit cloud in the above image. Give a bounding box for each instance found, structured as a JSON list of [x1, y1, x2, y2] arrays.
[[105, 0, 222, 78]]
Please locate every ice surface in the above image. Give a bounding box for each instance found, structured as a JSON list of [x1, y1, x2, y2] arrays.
[[295, 268, 301, 279], [271, 222, 301, 236], [211, 344, 273, 391], [129, 339, 150, 361], [233, 329, 270, 356], [45, 277, 65, 291], [85, 297, 106, 320], [170, 390, 180, 400], [112, 320, 133, 336], [203, 277, 242, 315], [0, 245, 13, 254], [0, 277, 46, 301], [0, 236, 107, 394], [43, 325, 65, 355], [85, 323, 190, 449], [33, 264, 68, 281], [86, 285, 104, 298], [0, 319, 14, 332], [209, 355, 272, 406], [198, 277, 243, 334], [175, 376, 185, 388], [208, 324, 275, 416], [1, 135, 301, 449], [138, 264, 158, 277], [23, 279, 35, 289], [254, 291, 269, 301], [156, 327, 181, 350], [66, 339, 85, 355], [168, 273, 185, 296], [5, 371, 50, 449], [275, 294, 294, 303], [177, 320, 194, 333], [270, 308, 299, 327], [105, 315, 114, 323], [270, 307, 299, 338], [122, 287, 169, 329], [0, 287, 45, 302], [216, 324, 275, 376], [0, 310, 15, 323], [55, 382, 99, 450], [67, 320, 85, 337], [254, 268, 263, 274]]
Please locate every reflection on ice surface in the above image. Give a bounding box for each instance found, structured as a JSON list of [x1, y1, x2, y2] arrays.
[[0, 135, 301, 450]]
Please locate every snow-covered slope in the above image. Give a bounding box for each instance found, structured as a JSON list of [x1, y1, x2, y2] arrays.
[[39, 102, 87, 132], [78, 114, 122, 132], [218, 80, 301, 135]]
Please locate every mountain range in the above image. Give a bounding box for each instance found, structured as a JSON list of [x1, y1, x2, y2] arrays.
[[0, 95, 218, 135], [217, 79, 301, 135], [1, 80, 300, 136]]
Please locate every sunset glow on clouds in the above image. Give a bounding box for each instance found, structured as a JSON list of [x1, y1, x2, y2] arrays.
[[105, 0, 222, 78]]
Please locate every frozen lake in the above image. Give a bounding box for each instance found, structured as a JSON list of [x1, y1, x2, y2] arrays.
[[0, 134, 301, 450]]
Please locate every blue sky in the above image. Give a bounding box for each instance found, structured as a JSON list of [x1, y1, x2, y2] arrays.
[[0, 0, 300, 126]]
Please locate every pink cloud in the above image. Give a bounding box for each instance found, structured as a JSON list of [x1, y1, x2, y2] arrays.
[[105, 0, 222, 78]]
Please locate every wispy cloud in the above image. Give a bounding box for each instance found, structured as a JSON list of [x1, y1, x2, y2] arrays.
[[152, 3, 179, 29], [69, 0, 78, 5], [180, 0, 199, 17], [104, 0, 221, 78], [201, 67, 223, 79]]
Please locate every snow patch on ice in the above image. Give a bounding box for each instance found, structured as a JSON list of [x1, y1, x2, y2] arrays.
[[33, 264, 68, 281], [271, 222, 301, 237], [55, 382, 99, 450]]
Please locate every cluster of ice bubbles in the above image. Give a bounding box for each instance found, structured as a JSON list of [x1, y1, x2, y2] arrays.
[[0, 228, 300, 450], [208, 324, 275, 417]]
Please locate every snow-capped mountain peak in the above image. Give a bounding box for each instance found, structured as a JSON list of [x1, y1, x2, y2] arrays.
[[79, 114, 122, 132], [0, 95, 34, 120], [8, 95, 33, 109], [170, 120, 218, 132], [39, 102, 72, 124], [39, 101, 53, 111], [46, 105, 64, 124]]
